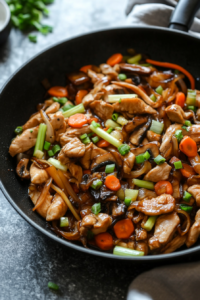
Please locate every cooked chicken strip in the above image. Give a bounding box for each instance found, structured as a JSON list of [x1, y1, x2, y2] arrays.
[[49, 111, 65, 130], [165, 104, 192, 124], [148, 212, 180, 250], [113, 98, 157, 115], [58, 137, 85, 159], [90, 100, 114, 121], [186, 209, 200, 247], [80, 213, 112, 235], [144, 162, 172, 182], [80, 142, 93, 169], [188, 185, 200, 206], [123, 152, 135, 174], [137, 188, 157, 201], [9, 126, 39, 157], [30, 163, 49, 185], [60, 125, 91, 146], [161, 235, 186, 254], [189, 155, 200, 174], [188, 125, 200, 143], [29, 186, 52, 219], [46, 193, 67, 221], [99, 64, 118, 78], [131, 194, 175, 215], [68, 162, 83, 184], [147, 130, 161, 143]]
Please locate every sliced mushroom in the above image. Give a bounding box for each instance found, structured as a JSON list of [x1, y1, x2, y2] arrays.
[[122, 116, 148, 134], [131, 141, 160, 159], [119, 63, 152, 75], [67, 71, 90, 85], [16, 158, 30, 179], [129, 118, 151, 146]]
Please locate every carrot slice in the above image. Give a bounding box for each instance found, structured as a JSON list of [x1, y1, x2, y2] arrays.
[[105, 175, 121, 191], [107, 53, 123, 66], [155, 181, 173, 196], [80, 65, 92, 73], [83, 170, 91, 175], [68, 113, 88, 128], [175, 92, 185, 108], [113, 219, 134, 239], [96, 139, 110, 148], [95, 232, 113, 250], [146, 59, 195, 89], [179, 136, 197, 157], [88, 117, 99, 124], [48, 86, 68, 97], [180, 163, 196, 178], [76, 90, 88, 105]]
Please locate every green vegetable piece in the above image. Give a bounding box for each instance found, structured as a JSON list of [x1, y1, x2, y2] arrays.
[[48, 282, 59, 290], [87, 230, 94, 240], [174, 160, 183, 170], [60, 104, 74, 112], [44, 141, 51, 150], [62, 103, 85, 118], [186, 89, 196, 106], [82, 137, 91, 144], [28, 35, 37, 43], [124, 198, 132, 207], [184, 120, 192, 127], [90, 124, 122, 148], [187, 106, 196, 112], [113, 246, 144, 257], [14, 126, 23, 135], [150, 120, 164, 135], [60, 217, 69, 227], [155, 85, 163, 95], [52, 144, 61, 155], [180, 204, 193, 212], [48, 150, 54, 157], [107, 127, 113, 134], [91, 203, 101, 214], [118, 74, 127, 81], [118, 144, 130, 156], [92, 136, 99, 144], [175, 130, 183, 142], [91, 121, 101, 128], [133, 179, 154, 190], [127, 54, 142, 64], [105, 164, 115, 174], [91, 180, 103, 190], [135, 154, 145, 164], [150, 94, 156, 102], [80, 133, 87, 140], [154, 155, 166, 165], [183, 191, 192, 202], [112, 113, 119, 121], [143, 151, 151, 161], [182, 125, 189, 132], [33, 123, 47, 156], [125, 189, 138, 202], [143, 216, 157, 231]]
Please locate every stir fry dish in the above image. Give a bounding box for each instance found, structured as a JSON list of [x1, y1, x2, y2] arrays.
[[9, 49, 200, 257]]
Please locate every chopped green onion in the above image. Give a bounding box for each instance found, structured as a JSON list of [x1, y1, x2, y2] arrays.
[[87, 132, 94, 137], [124, 198, 132, 206], [92, 136, 99, 144], [52, 144, 61, 155], [127, 54, 142, 64], [133, 179, 154, 190], [187, 105, 196, 112], [105, 119, 120, 129], [118, 74, 127, 81], [154, 155, 166, 165], [105, 164, 115, 174], [150, 94, 157, 102], [62, 103, 85, 118], [143, 216, 157, 231], [186, 89, 196, 106], [150, 120, 164, 135], [155, 85, 163, 95], [44, 141, 51, 150], [82, 137, 91, 144], [87, 230, 94, 240], [30, 130, 33, 133], [116, 188, 125, 201], [118, 144, 130, 156], [60, 104, 74, 112], [48, 282, 59, 290], [80, 133, 87, 140], [48, 150, 54, 157], [175, 130, 183, 142], [117, 116, 128, 126], [125, 189, 138, 202], [34, 150, 44, 159], [91, 180, 103, 190], [136, 154, 145, 164], [184, 120, 192, 127], [60, 217, 69, 227], [174, 160, 183, 170], [14, 126, 23, 135], [119, 99, 122, 103], [48, 158, 67, 172], [91, 121, 101, 128], [90, 124, 122, 148], [28, 34, 37, 43], [112, 113, 119, 121], [143, 151, 151, 161], [183, 191, 192, 202], [53, 97, 68, 105], [33, 123, 47, 156], [107, 127, 113, 134], [113, 246, 144, 257], [182, 125, 189, 132], [180, 204, 193, 212], [107, 94, 137, 103], [91, 203, 101, 214]]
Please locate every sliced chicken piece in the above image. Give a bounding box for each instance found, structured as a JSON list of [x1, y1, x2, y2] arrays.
[[165, 104, 187, 124], [188, 185, 200, 206], [46, 193, 67, 221], [135, 242, 149, 255], [137, 188, 157, 201], [9, 126, 39, 157], [123, 152, 135, 174], [113, 98, 157, 115], [28, 185, 52, 219], [55, 122, 67, 142], [112, 203, 125, 217], [188, 125, 200, 143], [60, 125, 91, 146], [129, 118, 151, 146], [131, 194, 175, 215], [58, 137, 85, 160], [144, 162, 172, 182], [186, 209, 200, 247], [90, 100, 114, 121], [135, 228, 148, 241], [161, 235, 186, 254], [49, 111, 65, 130], [123, 116, 148, 134], [80, 213, 112, 235], [80, 142, 93, 169], [147, 130, 161, 143], [68, 162, 83, 184], [30, 163, 49, 184], [91, 144, 107, 160], [189, 154, 200, 174], [87, 69, 104, 84], [148, 212, 180, 250], [99, 64, 118, 78]]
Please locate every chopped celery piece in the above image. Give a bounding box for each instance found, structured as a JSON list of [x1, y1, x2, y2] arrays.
[[34, 150, 44, 159], [133, 179, 154, 190], [150, 120, 164, 135], [110, 130, 122, 141], [125, 189, 138, 202], [127, 54, 142, 64], [91, 180, 103, 190], [62, 103, 85, 118], [124, 198, 132, 206], [53, 97, 67, 105], [143, 216, 157, 231], [105, 119, 120, 129], [113, 246, 144, 257], [92, 136, 99, 144], [150, 94, 156, 102], [107, 94, 137, 103], [183, 191, 192, 202], [186, 89, 196, 106], [174, 161, 183, 170], [48, 158, 67, 172], [185, 120, 192, 127], [180, 204, 193, 212], [155, 85, 163, 95], [118, 74, 127, 81], [91, 121, 100, 128], [117, 116, 128, 126], [61, 104, 74, 112], [116, 188, 125, 201], [33, 123, 47, 156], [80, 133, 87, 140], [90, 124, 122, 148], [60, 217, 69, 227], [187, 105, 196, 112]]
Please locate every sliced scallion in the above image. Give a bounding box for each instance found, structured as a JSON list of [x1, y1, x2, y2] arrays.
[[53, 97, 67, 105], [174, 160, 183, 170], [184, 120, 192, 127], [91, 179, 103, 190], [180, 204, 193, 212], [107, 127, 113, 134], [60, 217, 69, 227], [105, 119, 120, 129], [150, 94, 156, 102], [118, 74, 127, 81], [82, 137, 91, 144], [187, 105, 196, 112], [143, 151, 151, 161], [182, 125, 189, 132], [112, 113, 119, 121], [91, 121, 101, 128], [133, 179, 154, 190], [107, 94, 137, 103], [136, 151, 150, 164], [150, 120, 164, 135], [127, 54, 142, 64], [92, 136, 99, 144], [105, 164, 115, 174], [90, 123, 122, 148], [44, 141, 51, 151], [48, 158, 67, 172], [124, 198, 132, 206], [125, 189, 138, 202], [154, 155, 166, 165], [143, 216, 157, 231], [91, 203, 101, 214], [52, 144, 61, 155], [186, 89, 196, 106], [14, 126, 23, 135], [175, 130, 183, 142], [118, 144, 130, 156], [33, 123, 47, 156], [113, 246, 144, 257], [62, 103, 85, 118], [60, 104, 74, 112], [155, 85, 163, 95], [80, 133, 87, 140], [183, 191, 192, 202], [48, 150, 54, 157]]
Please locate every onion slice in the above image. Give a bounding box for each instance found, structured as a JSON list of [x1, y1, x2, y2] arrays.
[[40, 109, 55, 143]]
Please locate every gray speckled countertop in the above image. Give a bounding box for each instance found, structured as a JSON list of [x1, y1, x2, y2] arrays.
[[0, 1, 153, 299]]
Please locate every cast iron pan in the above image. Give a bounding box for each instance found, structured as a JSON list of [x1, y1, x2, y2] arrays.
[[1, 0, 200, 262]]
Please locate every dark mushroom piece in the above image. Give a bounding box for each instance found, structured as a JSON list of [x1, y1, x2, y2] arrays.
[[129, 118, 152, 146], [123, 116, 148, 134], [91, 152, 122, 177], [67, 71, 90, 86], [16, 158, 30, 179], [119, 63, 152, 75]]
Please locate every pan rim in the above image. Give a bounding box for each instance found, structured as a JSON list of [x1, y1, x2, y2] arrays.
[[1, 25, 200, 261]]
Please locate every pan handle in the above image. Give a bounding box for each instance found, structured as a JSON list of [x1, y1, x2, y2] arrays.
[[169, 0, 200, 32]]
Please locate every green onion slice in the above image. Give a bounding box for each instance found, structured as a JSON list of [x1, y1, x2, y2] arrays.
[[133, 179, 154, 190], [52, 144, 61, 155], [60, 104, 74, 112], [105, 164, 115, 174], [118, 74, 127, 81], [180, 204, 193, 212], [175, 130, 183, 142], [44, 141, 51, 150], [150, 94, 156, 102], [155, 85, 163, 95], [184, 120, 192, 127], [187, 106, 196, 112], [112, 113, 119, 121], [82, 137, 91, 144], [80, 133, 87, 140], [183, 191, 192, 202], [174, 160, 183, 170], [48, 282, 59, 290], [124, 198, 132, 206], [91, 179, 103, 190], [48, 150, 54, 157], [91, 203, 101, 215], [90, 123, 122, 148], [154, 155, 166, 165], [118, 144, 130, 156], [127, 54, 142, 64], [92, 136, 99, 144], [113, 246, 144, 257]]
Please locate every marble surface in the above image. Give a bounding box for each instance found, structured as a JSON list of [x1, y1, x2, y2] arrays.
[[0, 1, 152, 299]]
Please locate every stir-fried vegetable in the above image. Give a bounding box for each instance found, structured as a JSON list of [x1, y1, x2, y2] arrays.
[[62, 103, 85, 118], [155, 181, 173, 195], [48, 86, 68, 97], [150, 120, 164, 135], [113, 246, 144, 257], [33, 123, 47, 156], [95, 233, 113, 250], [113, 219, 134, 239], [143, 216, 157, 231], [106, 53, 123, 66], [175, 92, 185, 108], [179, 136, 197, 157], [107, 94, 137, 103], [105, 175, 121, 191], [48, 158, 67, 172], [133, 179, 154, 190]]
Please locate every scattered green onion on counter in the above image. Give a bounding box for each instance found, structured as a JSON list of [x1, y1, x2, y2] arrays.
[[149, 120, 164, 135], [133, 179, 154, 190], [113, 246, 144, 257], [48, 282, 59, 290], [183, 191, 192, 202], [154, 155, 166, 165], [91, 203, 101, 215]]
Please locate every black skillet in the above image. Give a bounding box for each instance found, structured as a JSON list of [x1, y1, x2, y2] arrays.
[[0, 0, 200, 262]]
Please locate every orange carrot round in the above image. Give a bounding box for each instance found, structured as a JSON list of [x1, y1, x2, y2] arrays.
[[179, 136, 197, 157], [113, 219, 134, 239], [48, 86, 68, 97], [146, 59, 195, 89], [180, 163, 196, 178], [95, 232, 113, 250], [68, 113, 88, 128], [96, 140, 110, 148], [175, 92, 185, 108], [76, 90, 88, 105], [83, 170, 92, 175], [105, 175, 121, 191], [155, 181, 173, 196], [107, 53, 123, 66], [80, 65, 92, 73]]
